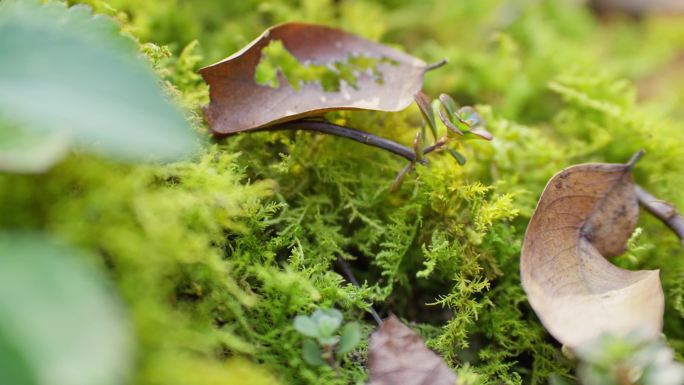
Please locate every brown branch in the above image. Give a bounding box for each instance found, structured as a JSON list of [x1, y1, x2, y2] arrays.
[[265, 119, 455, 193], [263, 114, 456, 167], [389, 163, 414, 193], [422, 135, 448, 155], [635, 185, 684, 246]]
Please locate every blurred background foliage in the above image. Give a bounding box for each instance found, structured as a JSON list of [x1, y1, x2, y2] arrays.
[[2, 0, 684, 384]]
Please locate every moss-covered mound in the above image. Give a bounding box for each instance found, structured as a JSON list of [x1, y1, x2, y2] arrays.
[[2, 1, 684, 384]]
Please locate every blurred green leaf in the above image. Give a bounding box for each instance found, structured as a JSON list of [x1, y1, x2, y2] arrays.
[[302, 339, 326, 367], [456, 106, 482, 128], [0, 326, 35, 385], [0, 0, 200, 171], [465, 129, 494, 141], [447, 148, 467, 165], [311, 308, 343, 323], [314, 309, 343, 337], [0, 122, 69, 174], [414, 92, 437, 142], [438, 94, 457, 120], [317, 318, 341, 338], [0, 233, 133, 385], [293, 315, 320, 338], [438, 107, 464, 136], [576, 332, 684, 385], [317, 336, 340, 347], [336, 322, 361, 356]]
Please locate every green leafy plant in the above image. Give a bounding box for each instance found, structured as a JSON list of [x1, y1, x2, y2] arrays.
[[293, 308, 361, 368], [390, 92, 492, 191], [574, 333, 684, 385]]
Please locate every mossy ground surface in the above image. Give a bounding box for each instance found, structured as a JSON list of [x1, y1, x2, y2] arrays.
[[3, 1, 684, 384]]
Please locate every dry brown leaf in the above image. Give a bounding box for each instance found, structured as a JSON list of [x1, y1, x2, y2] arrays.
[[367, 315, 457, 385], [521, 155, 664, 348], [199, 23, 427, 135]]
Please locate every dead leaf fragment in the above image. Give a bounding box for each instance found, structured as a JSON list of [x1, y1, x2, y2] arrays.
[[591, 0, 684, 14], [367, 315, 457, 385], [199, 23, 427, 135], [521, 157, 664, 348]]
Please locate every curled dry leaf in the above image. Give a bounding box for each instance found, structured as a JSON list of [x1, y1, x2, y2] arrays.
[[521, 154, 664, 348], [199, 23, 427, 135], [367, 315, 457, 385]]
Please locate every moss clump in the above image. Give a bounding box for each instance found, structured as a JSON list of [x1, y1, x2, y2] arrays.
[[3, 1, 684, 384]]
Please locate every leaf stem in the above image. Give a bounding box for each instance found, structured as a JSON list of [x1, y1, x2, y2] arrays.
[[626, 149, 645, 170], [425, 58, 448, 72], [422, 136, 448, 155], [266, 120, 427, 164], [635, 185, 684, 246]]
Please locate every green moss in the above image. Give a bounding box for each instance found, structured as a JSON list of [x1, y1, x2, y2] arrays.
[[4, 1, 684, 384]]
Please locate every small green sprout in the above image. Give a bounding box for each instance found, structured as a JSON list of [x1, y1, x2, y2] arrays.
[[293, 308, 362, 368], [390, 92, 493, 191], [414, 93, 493, 164], [574, 332, 684, 385], [437, 94, 493, 142]]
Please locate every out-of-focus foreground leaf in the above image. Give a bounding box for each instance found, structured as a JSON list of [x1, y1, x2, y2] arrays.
[[199, 23, 428, 135], [0, 233, 133, 385], [0, 122, 70, 174], [0, 0, 199, 173]]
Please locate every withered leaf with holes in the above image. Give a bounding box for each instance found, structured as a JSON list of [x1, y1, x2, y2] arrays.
[[199, 23, 427, 135], [367, 315, 457, 385], [521, 153, 664, 348]]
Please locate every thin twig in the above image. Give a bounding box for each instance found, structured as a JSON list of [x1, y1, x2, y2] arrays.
[[336, 255, 383, 325], [412, 132, 424, 163], [264, 119, 456, 165], [267, 120, 426, 164], [390, 163, 414, 193], [635, 185, 684, 246], [626, 149, 645, 170], [422, 135, 449, 155], [425, 58, 448, 72]]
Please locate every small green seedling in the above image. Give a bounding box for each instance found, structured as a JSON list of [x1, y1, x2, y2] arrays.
[[293, 308, 361, 368], [436, 94, 492, 142], [574, 332, 684, 385], [390, 93, 493, 191]]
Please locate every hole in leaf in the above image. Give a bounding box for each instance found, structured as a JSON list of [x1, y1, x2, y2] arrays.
[[254, 40, 398, 92]]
